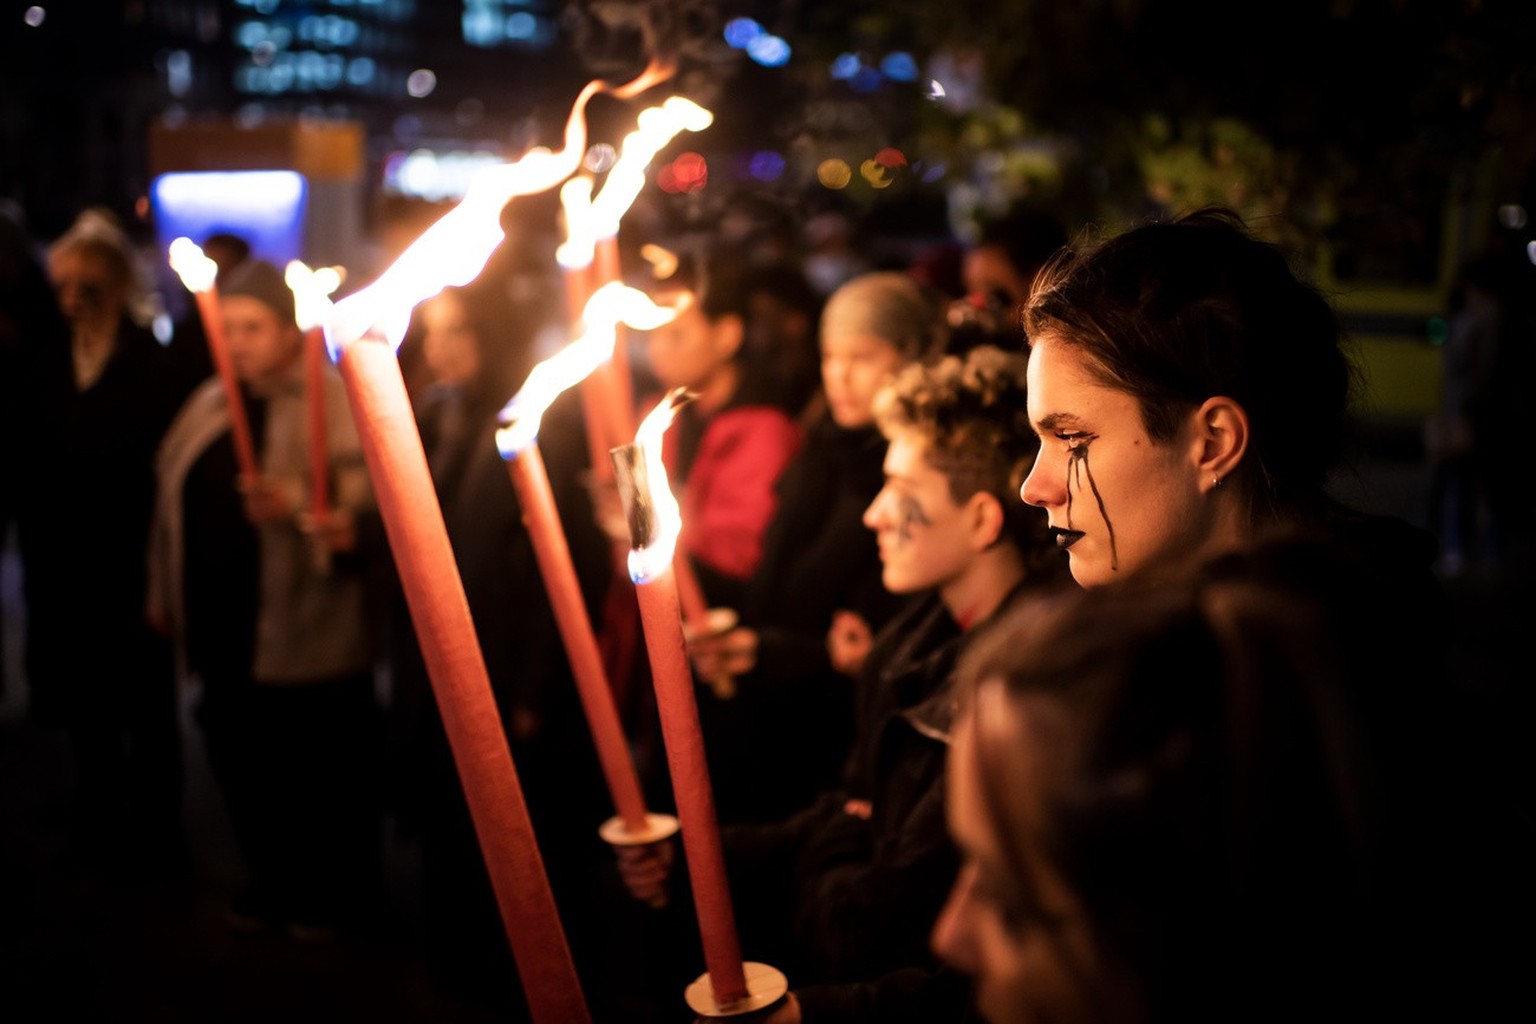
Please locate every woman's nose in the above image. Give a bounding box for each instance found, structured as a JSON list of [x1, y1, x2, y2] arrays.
[[1019, 456, 1056, 508]]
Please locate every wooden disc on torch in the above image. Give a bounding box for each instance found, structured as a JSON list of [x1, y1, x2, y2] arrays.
[[684, 961, 791, 1017], [597, 811, 680, 847]]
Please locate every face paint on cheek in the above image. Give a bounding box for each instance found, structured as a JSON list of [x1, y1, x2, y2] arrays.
[[1068, 444, 1119, 571], [895, 494, 932, 545]]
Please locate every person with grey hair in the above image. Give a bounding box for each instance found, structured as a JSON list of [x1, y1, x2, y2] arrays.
[[685, 268, 950, 825], [11, 206, 187, 877]]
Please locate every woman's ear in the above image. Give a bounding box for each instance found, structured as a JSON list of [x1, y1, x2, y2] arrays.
[[711, 313, 745, 363], [1193, 395, 1249, 487]]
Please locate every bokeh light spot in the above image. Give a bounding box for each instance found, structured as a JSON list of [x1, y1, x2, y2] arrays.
[[747, 34, 790, 67], [669, 151, 708, 193], [880, 52, 918, 82], [583, 142, 617, 173], [724, 17, 763, 49], [406, 68, 437, 98], [749, 150, 785, 182], [860, 160, 892, 189], [817, 159, 852, 189]]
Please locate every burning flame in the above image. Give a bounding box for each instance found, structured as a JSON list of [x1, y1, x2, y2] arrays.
[[556, 176, 598, 271], [168, 237, 218, 294], [624, 388, 694, 584], [496, 282, 686, 457], [591, 98, 713, 241], [326, 60, 677, 355], [284, 260, 345, 334], [557, 97, 713, 271]]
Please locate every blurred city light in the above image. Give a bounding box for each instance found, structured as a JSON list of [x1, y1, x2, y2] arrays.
[[860, 160, 892, 189], [658, 153, 709, 194], [1498, 204, 1528, 230], [880, 52, 918, 82], [746, 34, 791, 67], [748, 150, 785, 182], [24, 6, 45, 27], [406, 68, 437, 98], [166, 50, 192, 97], [723, 17, 763, 49], [150, 170, 308, 270], [383, 148, 505, 201], [505, 12, 537, 40], [830, 53, 861, 81], [817, 159, 852, 189]]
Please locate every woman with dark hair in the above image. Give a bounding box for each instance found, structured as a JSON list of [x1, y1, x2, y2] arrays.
[[955, 205, 1503, 1021], [638, 248, 803, 612], [1017, 207, 1383, 586]]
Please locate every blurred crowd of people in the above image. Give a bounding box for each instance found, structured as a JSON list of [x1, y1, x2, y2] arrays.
[[0, 192, 1527, 1023]]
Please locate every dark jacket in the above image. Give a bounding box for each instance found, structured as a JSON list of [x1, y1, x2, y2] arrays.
[[699, 416, 907, 825], [15, 317, 186, 724], [1193, 511, 1512, 1021], [724, 582, 1052, 1022]]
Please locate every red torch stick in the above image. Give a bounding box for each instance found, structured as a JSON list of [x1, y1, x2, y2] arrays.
[[314, 61, 687, 1024], [169, 238, 258, 484], [336, 334, 589, 1024], [303, 326, 331, 523], [503, 440, 677, 851], [496, 280, 688, 854], [610, 391, 787, 1017]]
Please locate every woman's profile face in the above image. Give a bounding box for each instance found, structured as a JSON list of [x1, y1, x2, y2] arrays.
[[642, 299, 735, 392], [933, 706, 1103, 1024], [820, 330, 904, 428], [1017, 333, 1208, 587]]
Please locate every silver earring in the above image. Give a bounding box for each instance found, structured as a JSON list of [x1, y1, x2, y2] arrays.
[[1212, 474, 1222, 489]]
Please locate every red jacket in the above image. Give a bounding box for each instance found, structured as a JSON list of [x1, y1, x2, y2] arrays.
[[664, 403, 801, 581]]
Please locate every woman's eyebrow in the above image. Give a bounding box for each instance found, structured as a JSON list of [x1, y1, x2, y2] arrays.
[[1035, 411, 1087, 432]]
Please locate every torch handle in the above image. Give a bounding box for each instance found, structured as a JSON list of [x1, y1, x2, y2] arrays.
[[634, 569, 749, 1005], [304, 327, 332, 521], [196, 289, 259, 483], [338, 338, 589, 1024], [508, 444, 651, 833]]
